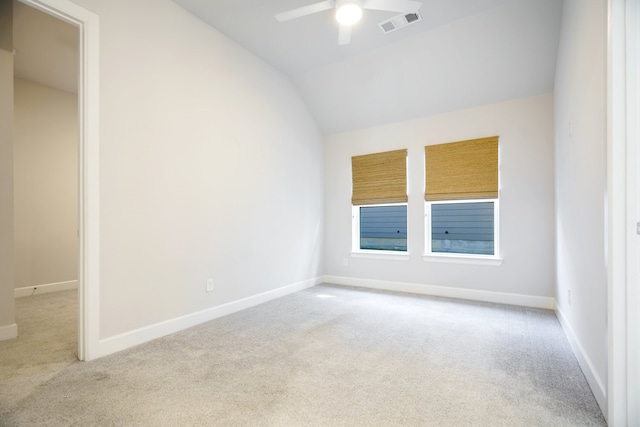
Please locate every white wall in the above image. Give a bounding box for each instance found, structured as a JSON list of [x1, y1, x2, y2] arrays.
[[67, 0, 324, 343], [324, 94, 555, 306], [0, 0, 16, 340], [13, 79, 78, 290], [553, 0, 608, 413]]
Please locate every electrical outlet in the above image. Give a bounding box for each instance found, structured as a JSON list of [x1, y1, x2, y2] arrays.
[[206, 278, 214, 293], [343, 258, 349, 267], [568, 289, 572, 306]]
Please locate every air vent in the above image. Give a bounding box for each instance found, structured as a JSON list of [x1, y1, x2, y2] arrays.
[[378, 12, 422, 34]]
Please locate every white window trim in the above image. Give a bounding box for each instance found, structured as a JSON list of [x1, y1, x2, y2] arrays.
[[422, 253, 503, 266], [424, 199, 501, 265], [352, 203, 409, 258], [350, 251, 411, 261]]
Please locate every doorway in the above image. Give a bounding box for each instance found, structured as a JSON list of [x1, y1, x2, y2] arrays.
[[13, 0, 79, 360], [14, 0, 99, 361]]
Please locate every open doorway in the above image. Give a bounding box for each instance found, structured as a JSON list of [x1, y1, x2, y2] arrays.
[[12, 0, 79, 359], [0, 0, 96, 359]]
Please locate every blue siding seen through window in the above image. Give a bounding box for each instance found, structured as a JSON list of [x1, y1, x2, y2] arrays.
[[360, 205, 407, 251], [431, 202, 494, 255]]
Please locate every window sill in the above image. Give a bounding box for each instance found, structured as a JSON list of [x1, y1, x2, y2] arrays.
[[351, 251, 410, 261], [422, 254, 503, 266]]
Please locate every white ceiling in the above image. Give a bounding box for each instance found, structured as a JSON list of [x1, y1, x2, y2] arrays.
[[173, 0, 518, 76], [12, 0, 564, 135], [173, 0, 564, 134]]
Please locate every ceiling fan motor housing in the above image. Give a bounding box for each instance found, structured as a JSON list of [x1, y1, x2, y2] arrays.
[[335, 0, 363, 25]]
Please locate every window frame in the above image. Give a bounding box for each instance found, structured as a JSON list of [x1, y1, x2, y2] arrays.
[[351, 202, 410, 260], [424, 198, 502, 265]]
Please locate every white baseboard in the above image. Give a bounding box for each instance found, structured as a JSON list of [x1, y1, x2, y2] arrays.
[[0, 323, 18, 341], [96, 276, 323, 359], [322, 275, 555, 309], [555, 306, 607, 415], [15, 280, 78, 298]]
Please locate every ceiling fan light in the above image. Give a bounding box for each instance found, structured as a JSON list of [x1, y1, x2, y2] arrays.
[[336, 3, 362, 25]]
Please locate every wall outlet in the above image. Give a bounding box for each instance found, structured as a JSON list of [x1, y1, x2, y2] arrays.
[[343, 258, 349, 267], [206, 278, 214, 293], [567, 289, 572, 306]]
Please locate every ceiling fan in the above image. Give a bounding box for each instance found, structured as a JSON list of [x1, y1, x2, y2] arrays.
[[275, 0, 422, 45]]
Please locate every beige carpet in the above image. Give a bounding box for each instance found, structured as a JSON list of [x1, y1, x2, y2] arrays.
[[0, 285, 606, 426]]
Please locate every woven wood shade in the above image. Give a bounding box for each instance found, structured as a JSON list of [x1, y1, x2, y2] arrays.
[[352, 149, 407, 205], [425, 136, 498, 201]]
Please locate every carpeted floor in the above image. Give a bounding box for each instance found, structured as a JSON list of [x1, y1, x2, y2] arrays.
[[0, 284, 606, 426]]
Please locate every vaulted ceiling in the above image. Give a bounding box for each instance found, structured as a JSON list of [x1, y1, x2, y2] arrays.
[[173, 0, 564, 134], [12, 0, 564, 135]]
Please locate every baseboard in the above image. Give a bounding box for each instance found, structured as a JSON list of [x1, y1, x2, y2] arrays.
[[0, 323, 18, 341], [322, 276, 555, 309], [555, 306, 607, 416], [15, 280, 78, 298], [96, 276, 323, 359]]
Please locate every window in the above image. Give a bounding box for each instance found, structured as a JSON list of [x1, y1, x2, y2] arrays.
[[425, 137, 499, 258], [429, 200, 497, 255], [356, 204, 407, 251], [351, 149, 407, 253]]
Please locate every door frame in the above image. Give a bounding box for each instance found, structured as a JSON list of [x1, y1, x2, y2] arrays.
[[607, 0, 639, 423], [19, 0, 99, 361]]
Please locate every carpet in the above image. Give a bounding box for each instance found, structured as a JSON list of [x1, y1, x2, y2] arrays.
[[0, 284, 606, 426]]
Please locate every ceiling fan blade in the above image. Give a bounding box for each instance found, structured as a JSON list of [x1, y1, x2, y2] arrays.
[[362, 0, 421, 13], [275, 0, 335, 22], [338, 24, 352, 45]]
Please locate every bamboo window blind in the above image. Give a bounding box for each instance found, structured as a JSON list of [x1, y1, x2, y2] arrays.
[[425, 136, 499, 202], [352, 149, 408, 205]]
